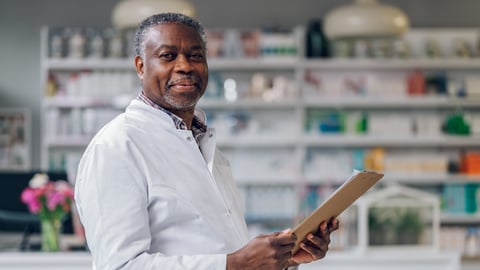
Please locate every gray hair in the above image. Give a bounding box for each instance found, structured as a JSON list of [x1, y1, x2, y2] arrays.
[[134, 12, 207, 59]]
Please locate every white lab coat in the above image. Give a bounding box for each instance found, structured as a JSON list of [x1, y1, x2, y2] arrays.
[[75, 99, 250, 269]]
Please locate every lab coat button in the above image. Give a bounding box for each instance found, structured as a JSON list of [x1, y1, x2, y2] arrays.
[[186, 136, 193, 141]]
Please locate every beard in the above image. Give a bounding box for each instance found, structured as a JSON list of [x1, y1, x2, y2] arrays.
[[162, 87, 201, 111], [162, 74, 203, 111]]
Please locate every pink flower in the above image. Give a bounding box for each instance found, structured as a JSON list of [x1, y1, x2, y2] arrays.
[[46, 192, 64, 211], [21, 188, 42, 214], [20, 174, 74, 219]]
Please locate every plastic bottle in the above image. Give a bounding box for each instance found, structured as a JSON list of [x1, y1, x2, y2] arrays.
[[305, 19, 330, 58]]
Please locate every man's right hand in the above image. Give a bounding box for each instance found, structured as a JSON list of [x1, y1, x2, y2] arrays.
[[226, 230, 296, 270]]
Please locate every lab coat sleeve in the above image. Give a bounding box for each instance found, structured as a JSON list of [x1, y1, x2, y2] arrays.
[[74, 143, 227, 270]]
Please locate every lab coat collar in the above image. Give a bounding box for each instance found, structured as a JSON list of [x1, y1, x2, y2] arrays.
[[127, 99, 217, 172]]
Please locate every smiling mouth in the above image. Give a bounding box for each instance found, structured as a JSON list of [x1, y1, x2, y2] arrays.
[[168, 77, 201, 92], [169, 82, 199, 91]]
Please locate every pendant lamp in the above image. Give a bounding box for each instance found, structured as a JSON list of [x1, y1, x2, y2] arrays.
[[111, 0, 197, 29], [324, 0, 410, 39]]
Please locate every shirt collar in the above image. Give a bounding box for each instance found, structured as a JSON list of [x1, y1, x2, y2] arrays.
[[137, 91, 207, 142]]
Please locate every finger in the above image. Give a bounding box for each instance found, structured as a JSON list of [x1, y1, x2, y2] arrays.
[[306, 233, 329, 249], [312, 222, 332, 248], [299, 240, 326, 260], [319, 221, 329, 237], [270, 233, 296, 246], [329, 217, 340, 232], [280, 228, 293, 235]]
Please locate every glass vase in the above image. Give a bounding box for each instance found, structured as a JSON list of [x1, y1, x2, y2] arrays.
[[41, 218, 61, 252]]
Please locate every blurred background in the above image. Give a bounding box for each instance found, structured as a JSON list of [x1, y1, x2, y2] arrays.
[[0, 0, 480, 269]]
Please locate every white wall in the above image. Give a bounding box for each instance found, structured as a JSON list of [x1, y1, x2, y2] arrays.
[[1, 0, 480, 169]]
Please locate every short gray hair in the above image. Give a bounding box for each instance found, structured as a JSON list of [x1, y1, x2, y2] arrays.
[[134, 12, 207, 59]]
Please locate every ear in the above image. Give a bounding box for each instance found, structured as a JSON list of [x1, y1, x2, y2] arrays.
[[134, 55, 144, 80]]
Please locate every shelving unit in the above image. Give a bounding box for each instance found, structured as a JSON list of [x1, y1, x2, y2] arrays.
[[40, 26, 480, 259], [0, 108, 31, 171]]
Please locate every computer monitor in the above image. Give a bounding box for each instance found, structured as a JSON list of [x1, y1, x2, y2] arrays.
[[0, 171, 73, 234]]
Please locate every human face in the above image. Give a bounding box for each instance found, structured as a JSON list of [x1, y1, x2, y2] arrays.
[[135, 23, 208, 115]]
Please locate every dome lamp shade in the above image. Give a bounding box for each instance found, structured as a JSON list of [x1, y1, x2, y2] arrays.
[[111, 0, 197, 29], [324, 0, 410, 40]]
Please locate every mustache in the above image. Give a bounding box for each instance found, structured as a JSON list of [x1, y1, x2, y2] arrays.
[[167, 75, 201, 88]]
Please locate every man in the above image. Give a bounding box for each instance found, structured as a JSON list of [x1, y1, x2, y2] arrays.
[[74, 12, 338, 270]]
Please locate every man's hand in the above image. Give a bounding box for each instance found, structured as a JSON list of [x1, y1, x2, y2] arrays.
[[227, 230, 296, 270], [288, 217, 340, 267]]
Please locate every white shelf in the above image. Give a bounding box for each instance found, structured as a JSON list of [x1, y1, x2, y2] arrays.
[[43, 96, 133, 109], [235, 175, 298, 185], [44, 57, 480, 71], [303, 96, 480, 109], [304, 174, 480, 186], [40, 27, 480, 235], [207, 57, 298, 70], [198, 98, 298, 109], [44, 95, 480, 110], [44, 58, 134, 70], [44, 57, 298, 71], [216, 136, 297, 147], [441, 213, 480, 225], [302, 134, 480, 147], [302, 58, 480, 70], [45, 134, 480, 149], [386, 174, 480, 185]]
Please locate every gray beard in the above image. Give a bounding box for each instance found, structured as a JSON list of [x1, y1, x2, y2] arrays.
[[162, 88, 200, 111]]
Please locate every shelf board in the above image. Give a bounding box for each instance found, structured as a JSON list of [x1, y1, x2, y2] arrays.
[[217, 136, 298, 147], [198, 98, 298, 109], [303, 96, 480, 109], [302, 134, 480, 147], [441, 213, 480, 225], [245, 213, 480, 226], [44, 57, 480, 71], [43, 95, 480, 110], [44, 58, 134, 70], [302, 174, 480, 186], [302, 58, 480, 70], [42, 95, 133, 108], [385, 174, 480, 185], [45, 134, 480, 148], [207, 57, 298, 70], [235, 175, 298, 185]]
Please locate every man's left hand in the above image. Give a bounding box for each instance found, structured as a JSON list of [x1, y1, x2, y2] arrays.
[[287, 217, 339, 267]]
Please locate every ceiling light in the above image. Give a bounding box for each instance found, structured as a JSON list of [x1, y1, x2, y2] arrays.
[[324, 0, 410, 40], [111, 0, 197, 29]]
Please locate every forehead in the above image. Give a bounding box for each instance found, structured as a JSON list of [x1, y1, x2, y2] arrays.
[[145, 23, 205, 49]]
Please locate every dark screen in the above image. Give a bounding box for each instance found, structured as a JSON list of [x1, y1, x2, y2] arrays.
[[0, 171, 73, 233]]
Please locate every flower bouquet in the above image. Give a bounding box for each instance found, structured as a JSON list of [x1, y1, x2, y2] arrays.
[[20, 173, 74, 251]]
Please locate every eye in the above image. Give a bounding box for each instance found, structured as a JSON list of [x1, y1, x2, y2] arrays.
[[190, 53, 204, 61], [159, 52, 176, 61]]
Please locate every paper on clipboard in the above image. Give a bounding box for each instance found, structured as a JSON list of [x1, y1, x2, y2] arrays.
[[292, 170, 384, 253]]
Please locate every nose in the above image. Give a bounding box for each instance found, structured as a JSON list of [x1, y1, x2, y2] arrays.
[[174, 54, 193, 74]]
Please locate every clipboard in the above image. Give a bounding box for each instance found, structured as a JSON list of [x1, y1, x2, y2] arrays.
[[292, 170, 384, 253]]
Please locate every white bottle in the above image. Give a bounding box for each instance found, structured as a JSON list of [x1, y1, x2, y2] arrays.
[[464, 227, 479, 257], [68, 28, 86, 58]]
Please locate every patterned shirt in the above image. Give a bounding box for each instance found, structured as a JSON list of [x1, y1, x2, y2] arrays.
[[137, 91, 207, 145]]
